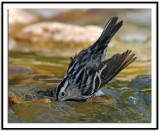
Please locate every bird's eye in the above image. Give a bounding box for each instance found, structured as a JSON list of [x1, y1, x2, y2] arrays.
[[61, 92, 65, 97]]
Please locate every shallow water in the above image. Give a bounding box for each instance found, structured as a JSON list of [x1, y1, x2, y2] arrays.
[[8, 51, 151, 123]]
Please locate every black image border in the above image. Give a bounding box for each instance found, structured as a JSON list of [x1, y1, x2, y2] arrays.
[[1, 1, 158, 130]]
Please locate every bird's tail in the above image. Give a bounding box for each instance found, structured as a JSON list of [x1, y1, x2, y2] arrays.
[[90, 16, 123, 51]]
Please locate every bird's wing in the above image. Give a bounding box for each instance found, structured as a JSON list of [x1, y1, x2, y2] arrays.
[[98, 50, 137, 88], [81, 50, 136, 97]]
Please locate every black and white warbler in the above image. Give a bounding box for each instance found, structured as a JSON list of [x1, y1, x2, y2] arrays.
[[56, 17, 137, 101]]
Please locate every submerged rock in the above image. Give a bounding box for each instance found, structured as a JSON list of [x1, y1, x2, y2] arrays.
[[24, 93, 36, 101], [9, 94, 21, 104], [126, 92, 148, 114], [36, 86, 55, 97], [9, 91, 52, 104], [128, 74, 151, 88], [15, 22, 102, 45], [39, 98, 52, 103]]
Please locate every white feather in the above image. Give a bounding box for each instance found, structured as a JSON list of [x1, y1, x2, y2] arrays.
[[95, 89, 105, 97]]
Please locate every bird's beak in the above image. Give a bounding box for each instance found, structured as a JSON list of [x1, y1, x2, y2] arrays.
[[59, 97, 67, 101], [59, 95, 71, 101]]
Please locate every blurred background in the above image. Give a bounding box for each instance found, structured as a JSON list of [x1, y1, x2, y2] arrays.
[[9, 9, 151, 58], [9, 9, 151, 123]]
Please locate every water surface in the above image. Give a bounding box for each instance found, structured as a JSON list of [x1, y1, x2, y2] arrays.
[[9, 51, 151, 123]]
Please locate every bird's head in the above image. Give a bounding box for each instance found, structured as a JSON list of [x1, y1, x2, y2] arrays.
[[56, 78, 87, 101]]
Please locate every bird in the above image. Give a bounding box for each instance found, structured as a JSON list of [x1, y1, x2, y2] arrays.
[[55, 16, 137, 102]]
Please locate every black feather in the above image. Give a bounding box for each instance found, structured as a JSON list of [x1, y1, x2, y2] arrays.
[[90, 17, 123, 51], [100, 50, 137, 87]]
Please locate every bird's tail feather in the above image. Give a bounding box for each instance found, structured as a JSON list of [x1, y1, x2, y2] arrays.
[[100, 50, 137, 87], [99, 16, 123, 43], [91, 17, 123, 50]]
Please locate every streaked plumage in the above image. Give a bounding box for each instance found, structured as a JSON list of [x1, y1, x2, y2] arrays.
[[56, 17, 137, 101]]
